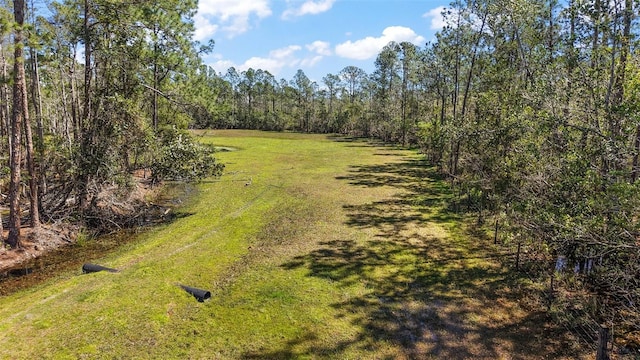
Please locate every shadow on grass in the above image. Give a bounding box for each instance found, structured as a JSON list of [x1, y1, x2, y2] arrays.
[[274, 236, 557, 358], [246, 149, 580, 359]]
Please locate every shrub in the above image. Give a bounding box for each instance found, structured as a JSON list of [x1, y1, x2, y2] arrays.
[[151, 128, 224, 183]]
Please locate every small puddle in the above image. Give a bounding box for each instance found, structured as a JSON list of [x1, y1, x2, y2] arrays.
[[6, 267, 34, 277], [0, 231, 134, 295]]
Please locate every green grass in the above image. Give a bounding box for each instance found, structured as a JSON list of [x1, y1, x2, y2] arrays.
[[0, 130, 587, 359]]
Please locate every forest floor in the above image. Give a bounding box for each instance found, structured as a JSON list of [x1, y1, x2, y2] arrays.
[[0, 224, 77, 272], [0, 130, 593, 359]]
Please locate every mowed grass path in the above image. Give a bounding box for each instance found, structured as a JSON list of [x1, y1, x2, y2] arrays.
[[0, 130, 585, 359]]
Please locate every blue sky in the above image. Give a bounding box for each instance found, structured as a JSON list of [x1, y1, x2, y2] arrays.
[[195, 0, 451, 82]]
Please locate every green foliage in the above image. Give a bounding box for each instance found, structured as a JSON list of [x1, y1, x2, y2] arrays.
[[417, 120, 446, 167], [151, 127, 224, 182]]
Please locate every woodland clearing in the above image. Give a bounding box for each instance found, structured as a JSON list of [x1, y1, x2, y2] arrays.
[[0, 130, 589, 359]]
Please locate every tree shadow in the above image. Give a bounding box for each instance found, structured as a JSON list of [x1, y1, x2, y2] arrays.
[[247, 150, 585, 359], [335, 158, 444, 192], [277, 236, 574, 358]]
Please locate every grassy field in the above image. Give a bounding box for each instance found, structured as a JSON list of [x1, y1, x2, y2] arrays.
[[0, 130, 588, 359]]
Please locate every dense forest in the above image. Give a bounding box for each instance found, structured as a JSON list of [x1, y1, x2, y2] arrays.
[[1, 0, 638, 351]]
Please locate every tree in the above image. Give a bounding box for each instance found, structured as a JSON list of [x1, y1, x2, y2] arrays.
[[224, 67, 241, 127], [340, 66, 366, 105], [398, 41, 419, 146], [141, 0, 198, 130], [7, 0, 29, 248], [0, 6, 11, 139], [322, 73, 342, 131], [339, 66, 367, 135], [239, 68, 257, 128], [292, 69, 312, 132], [372, 42, 401, 142]]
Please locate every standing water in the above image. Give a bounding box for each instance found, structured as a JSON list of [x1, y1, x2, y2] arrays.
[[0, 182, 195, 296]]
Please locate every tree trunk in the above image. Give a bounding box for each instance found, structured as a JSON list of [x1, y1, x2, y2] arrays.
[[28, 0, 44, 221], [7, 0, 28, 248], [78, 0, 92, 211], [439, 90, 445, 126], [30, 48, 44, 149], [70, 48, 80, 143], [23, 88, 39, 227], [617, 0, 633, 178], [596, 326, 610, 360], [461, 8, 487, 119], [28, 49, 41, 227], [0, 44, 9, 138], [452, 8, 461, 122], [152, 36, 159, 130], [152, 68, 158, 130], [401, 56, 408, 147], [57, 60, 72, 145]]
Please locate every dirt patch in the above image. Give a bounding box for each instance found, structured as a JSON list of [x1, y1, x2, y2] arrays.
[[0, 224, 78, 274]]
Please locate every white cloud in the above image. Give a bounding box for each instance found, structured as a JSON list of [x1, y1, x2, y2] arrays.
[[423, 6, 448, 30], [210, 45, 298, 76], [282, 0, 336, 19], [209, 44, 327, 77], [194, 13, 219, 41], [271, 45, 302, 59], [244, 57, 297, 73], [195, 0, 272, 39], [335, 26, 426, 60], [306, 41, 332, 56], [301, 55, 323, 67], [198, 0, 271, 20], [211, 59, 237, 75]]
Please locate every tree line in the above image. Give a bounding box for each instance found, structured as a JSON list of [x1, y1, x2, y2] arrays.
[[1, 0, 638, 349]]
